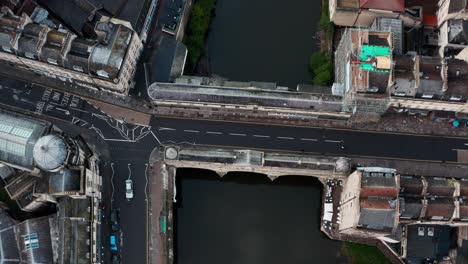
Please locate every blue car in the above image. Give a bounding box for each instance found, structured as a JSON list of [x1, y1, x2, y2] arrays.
[[110, 235, 118, 251]]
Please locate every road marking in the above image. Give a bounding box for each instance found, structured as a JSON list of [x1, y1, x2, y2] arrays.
[[465, 143, 468, 146], [159, 127, 176, 131], [229, 133, 246, 136], [301, 138, 318, 142], [277, 136, 294, 140], [183, 129, 199, 133], [253, 135, 270, 138], [206, 131, 222, 135], [324, 140, 341, 143]]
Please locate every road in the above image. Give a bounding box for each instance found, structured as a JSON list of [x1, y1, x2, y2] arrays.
[[0, 76, 467, 264], [153, 117, 467, 163]]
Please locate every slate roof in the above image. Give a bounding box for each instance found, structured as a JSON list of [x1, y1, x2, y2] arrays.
[[399, 197, 423, 219], [426, 178, 456, 197], [0, 226, 20, 264], [37, 0, 95, 35], [56, 197, 91, 264], [358, 208, 396, 231], [406, 225, 451, 262], [14, 216, 54, 264], [447, 0, 468, 14], [0, 208, 19, 264], [448, 19, 468, 44], [400, 176, 424, 196], [444, 59, 468, 101], [460, 180, 468, 197]]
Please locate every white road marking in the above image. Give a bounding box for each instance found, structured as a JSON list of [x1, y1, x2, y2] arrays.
[[301, 138, 318, 142], [206, 131, 222, 135], [229, 133, 246, 136], [465, 143, 468, 146], [325, 140, 341, 143], [184, 129, 199, 133], [277, 136, 294, 140], [253, 135, 270, 138], [159, 127, 176, 131]]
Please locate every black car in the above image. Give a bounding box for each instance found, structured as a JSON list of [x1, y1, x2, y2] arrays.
[[112, 254, 121, 264], [110, 209, 120, 231], [111, 209, 120, 223]]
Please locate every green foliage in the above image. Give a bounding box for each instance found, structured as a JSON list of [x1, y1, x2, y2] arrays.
[[309, 52, 333, 86], [183, 0, 217, 73], [344, 242, 391, 264], [319, 0, 334, 42]]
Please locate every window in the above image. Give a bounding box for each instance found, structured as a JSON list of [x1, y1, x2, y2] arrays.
[[427, 227, 434, 237], [418, 227, 425, 236], [23, 233, 39, 250]]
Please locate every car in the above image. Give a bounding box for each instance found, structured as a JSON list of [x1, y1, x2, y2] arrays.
[[111, 209, 119, 223], [110, 235, 118, 251], [112, 255, 121, 264], [110, 209, 120, 231], [125, 179, 133, 201]]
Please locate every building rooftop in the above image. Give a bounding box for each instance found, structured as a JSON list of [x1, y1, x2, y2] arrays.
[[460, 180, 468, 197], [334, 28, 393, 95], [0, 208, 18, 260], [56, 197, 91, 264], [446, 0, 468, 14], [33, 135, 68, 172], [14, 216, 54, 263], [399, 196, 423, 219], [400, 176, 424, 195], [48, 169, 82, 195], [416, 57, 445, 98], [0, 111, 48, 170], [393, 55, 418, 97], [448, 19, 468, 44], [358, 208, 396, 231], [0, 8, 138, 84], [444, 59, 468, 101], [148, 82, 344, 111], [359, 0, 405, 12], [426, 177, 456, 197], [425, 197, 455, 220], [406, 224, 451, 262]]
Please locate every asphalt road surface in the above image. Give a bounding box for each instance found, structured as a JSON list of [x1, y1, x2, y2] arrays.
[[153, 117, 467, 162]]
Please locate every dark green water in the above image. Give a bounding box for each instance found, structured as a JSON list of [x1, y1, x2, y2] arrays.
[[175, 170, 344, 264], [206, 0, 321, 88]]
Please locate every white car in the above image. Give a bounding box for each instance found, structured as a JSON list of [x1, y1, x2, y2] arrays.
[[125, 179, 133, 201]]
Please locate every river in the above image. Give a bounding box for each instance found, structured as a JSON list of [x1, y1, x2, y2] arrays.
[[175, 169, 345, 264], [205, 0, 321, 88], [176, 1, 342, 263]]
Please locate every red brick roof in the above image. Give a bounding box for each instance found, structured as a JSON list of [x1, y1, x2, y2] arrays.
[[360, 199, 394, 209], [361, 187, 399, 198], [360, 0, 405, 12]]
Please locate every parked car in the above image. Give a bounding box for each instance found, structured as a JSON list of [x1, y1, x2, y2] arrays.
[[110, 235, 118, 251], [112, 255, 121, 264], [125, 179, 133, 201], [111, 209, 119, 223]]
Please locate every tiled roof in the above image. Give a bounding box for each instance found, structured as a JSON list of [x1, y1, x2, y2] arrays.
[[361, 186, 399, 197], [360, 198, 396, 209], [359, 0, 405, 12]]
